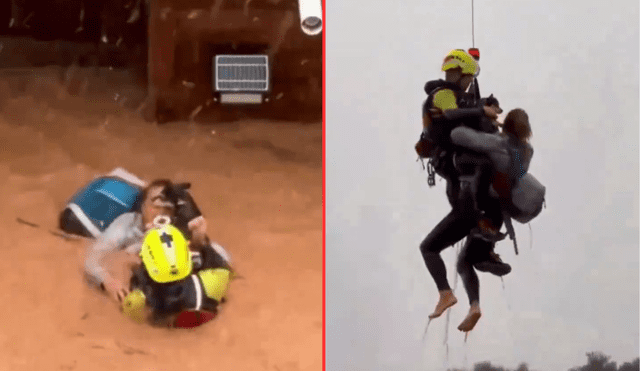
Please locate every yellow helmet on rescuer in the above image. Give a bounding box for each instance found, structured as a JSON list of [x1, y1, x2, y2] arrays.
[[441, 49, 480, 77], [139, 224, 193, 284]]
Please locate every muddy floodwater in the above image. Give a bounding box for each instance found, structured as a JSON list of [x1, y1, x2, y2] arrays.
[[0, 67, 322, 371]]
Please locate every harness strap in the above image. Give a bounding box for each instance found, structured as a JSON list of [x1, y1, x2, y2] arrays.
[[427, 159, 436, 187], [190, 274, 203, 311]]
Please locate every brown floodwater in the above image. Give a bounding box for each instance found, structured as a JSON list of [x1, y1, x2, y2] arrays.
[[0, 67, 322, 371]]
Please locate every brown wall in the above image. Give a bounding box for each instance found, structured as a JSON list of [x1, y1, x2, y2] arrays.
[[146, 0, 322, 123], [0, 0, 322, 122]]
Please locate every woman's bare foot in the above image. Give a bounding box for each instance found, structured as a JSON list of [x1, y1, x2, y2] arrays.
[[457, 302, 482, 332], [428, 290, 458, 319]]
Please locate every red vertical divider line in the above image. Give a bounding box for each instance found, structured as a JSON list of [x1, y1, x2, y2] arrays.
[[321, 0, 326, 369]]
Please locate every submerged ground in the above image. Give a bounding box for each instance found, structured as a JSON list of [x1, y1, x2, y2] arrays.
[[0, 67, 322, 371]]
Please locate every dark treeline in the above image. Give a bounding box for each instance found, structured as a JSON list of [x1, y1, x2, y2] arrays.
[[448, 352, 640, 371]]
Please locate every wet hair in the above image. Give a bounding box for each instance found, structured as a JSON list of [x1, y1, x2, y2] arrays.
[[502, 108, 532, 143], [131, 179, 176, 213]]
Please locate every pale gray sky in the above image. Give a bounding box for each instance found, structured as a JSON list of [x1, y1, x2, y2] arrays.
[[326, 1, 639, 370]]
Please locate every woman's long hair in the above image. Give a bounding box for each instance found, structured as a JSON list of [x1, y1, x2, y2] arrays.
[[502, 108, 532, 144]]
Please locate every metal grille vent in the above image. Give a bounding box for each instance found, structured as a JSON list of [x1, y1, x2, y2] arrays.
[[214, 55, 269, 92]]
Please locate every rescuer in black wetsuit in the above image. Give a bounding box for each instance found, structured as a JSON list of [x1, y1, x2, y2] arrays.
[[415, 49, 508, 320]]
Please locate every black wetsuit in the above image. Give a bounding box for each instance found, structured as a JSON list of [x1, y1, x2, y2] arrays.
[[419, 80, 502, 292], [456, 213, 504, 305]]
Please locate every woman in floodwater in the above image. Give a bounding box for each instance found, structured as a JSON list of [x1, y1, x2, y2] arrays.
[[84, 179, 231, 303], [452, 108, 534, 332]]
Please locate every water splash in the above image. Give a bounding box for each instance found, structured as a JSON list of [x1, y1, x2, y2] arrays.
[[443, 241, 463, 364], [210, 0, 225, 21], [444, 304, 451, 366], [243, 0, 253, 16], [501, 277, 511, 311], [422, 240, 466, 367], [422, 318, 432, 342], [444, 345, 450, 370], [268, 11, 295, 58], [463, 334, 469, 368]]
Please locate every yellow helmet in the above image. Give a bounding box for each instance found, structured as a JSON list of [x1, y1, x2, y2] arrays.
[[139, 224, 193, 284], [441, 49, 479, 76]]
